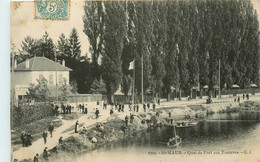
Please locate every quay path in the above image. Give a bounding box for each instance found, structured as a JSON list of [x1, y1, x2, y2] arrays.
[[12, 94, 260, 161]]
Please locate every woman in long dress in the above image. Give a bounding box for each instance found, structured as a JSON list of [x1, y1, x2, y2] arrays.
[[75, 121, 79, 133]]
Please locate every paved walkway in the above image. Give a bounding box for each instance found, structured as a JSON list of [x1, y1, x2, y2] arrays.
[[13, 94, 260, 160]]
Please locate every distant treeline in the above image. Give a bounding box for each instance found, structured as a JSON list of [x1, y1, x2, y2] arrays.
[[14, 0, 259, 103]]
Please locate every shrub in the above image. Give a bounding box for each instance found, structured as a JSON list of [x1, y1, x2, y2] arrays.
[[11, 103, 53, 127]]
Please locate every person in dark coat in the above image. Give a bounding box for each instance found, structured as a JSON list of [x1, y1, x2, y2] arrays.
[[238, 96, 240, 103], [85, 104, 88, 114], [79, 104, 82, 112], [55, 105, 59, 116], [82, 104, 85, 114], [110, 108, 114, 115], [130, 114, 134, 123], [118, 104, 121, 112], [153, 103, 156, 112], [95, 108, 100, 119], [158, 99, 160, 105], [169, 112, 171, 118], [75, 121, 79, 133], [66, 105, 69, 114], [43, 130, 48, 144], [147, 103, 150, 109], [69, 105, 72, 114], [62, 104, 66, 114], [143, 104, 146, 112], [33, 153, 39, 162], [25, 132, 32, 146], [133, 104, 136, 112], [136, 105, 139, 112], [243, 94, 245, 100], [122, 104, 124, 112], [246, 94, 249, 100], [125, 115, 129, 126], [43, 147, 50, 160], [48, 123, 54, 137], [20, 131, 26, 147], [59, 136, 63, 144]]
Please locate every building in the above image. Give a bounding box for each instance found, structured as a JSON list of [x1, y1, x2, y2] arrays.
[[11, 56, 72, 102]]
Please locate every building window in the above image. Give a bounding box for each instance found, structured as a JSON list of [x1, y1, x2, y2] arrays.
[[59, 74, 63, 85], [49, 74, 54, 85], [39, 74, 43, 81]]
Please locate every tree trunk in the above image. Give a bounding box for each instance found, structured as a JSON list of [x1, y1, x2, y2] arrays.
[[108, 94, 115, 104], [167, 92, 170, 101], [179, 89, 182, 100], [155, 93, 159, 102], [199, 88, 203, 99], [110, 94, 114, 104]]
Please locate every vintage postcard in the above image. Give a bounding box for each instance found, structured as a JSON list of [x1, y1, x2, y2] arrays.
[[10, 0, 260, 161]]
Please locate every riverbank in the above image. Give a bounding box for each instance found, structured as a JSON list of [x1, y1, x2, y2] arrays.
[[14, 94, 260, 161]]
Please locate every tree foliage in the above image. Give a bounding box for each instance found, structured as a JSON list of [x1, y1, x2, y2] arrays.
[[27, 77, 51, 102]]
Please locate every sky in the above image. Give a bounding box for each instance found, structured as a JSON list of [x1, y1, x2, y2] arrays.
[[11, 0, 90, 56], [11, 0, 260, 59]]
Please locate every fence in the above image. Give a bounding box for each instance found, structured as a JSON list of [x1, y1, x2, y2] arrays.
[[68, 94, 102, 103]]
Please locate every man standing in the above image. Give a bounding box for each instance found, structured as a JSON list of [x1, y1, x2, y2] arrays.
[[125, 115, 129, 126], [82, 104, 85, 114], [85, 104, 88, 114], [48, 123, 54, 137], [143, 104, 146, 112], [95, 108, 100, 119], [153, 103, 156, 112], [20, 131, 26, 147], [43, 130, 48, 144], [136, 105, 139, 112]]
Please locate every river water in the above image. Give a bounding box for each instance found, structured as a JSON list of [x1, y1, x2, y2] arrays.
[[74, 111, 260, 162]]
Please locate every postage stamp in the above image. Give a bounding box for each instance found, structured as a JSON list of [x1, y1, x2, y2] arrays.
[[35, 0, 69, 20]]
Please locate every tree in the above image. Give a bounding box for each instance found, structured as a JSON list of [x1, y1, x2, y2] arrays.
[[21, 36, 39, 57], [101, 1, 127, 103], [27, 77, 51, 102], [150, 1, 167, 99], [69, 28, 81, 60], [59, 78, 70, 103], [90, 78, 100, 94], [57, 33, 70, 58], [83, 1, 104, 80], [38, 32, 56, 60], [121, 74, 132, 100], [163, 1, 180, 101]]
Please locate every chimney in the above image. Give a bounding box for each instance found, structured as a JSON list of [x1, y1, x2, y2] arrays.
[[14, 59, 17, 68], [25, 59, 29, 69], [62, 59, 65, 66]]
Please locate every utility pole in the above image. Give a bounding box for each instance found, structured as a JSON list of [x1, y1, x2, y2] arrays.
[[132, 58, 135, 104], [219, 59, 221, 99], [55, 50, 58, 105], [141, 55, 144, 104], [11, 44, 15, 129]]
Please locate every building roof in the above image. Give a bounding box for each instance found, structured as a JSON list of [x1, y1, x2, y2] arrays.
[[14, 57, 72, 72]]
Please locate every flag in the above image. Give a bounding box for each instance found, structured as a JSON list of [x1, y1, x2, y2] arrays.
[[129, 60, 134, 70]]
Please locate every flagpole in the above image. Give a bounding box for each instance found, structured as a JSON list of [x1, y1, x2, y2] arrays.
[[218, 59, 221, 99], [132, 58, 135, 104], [141, 55, 144, 104]]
